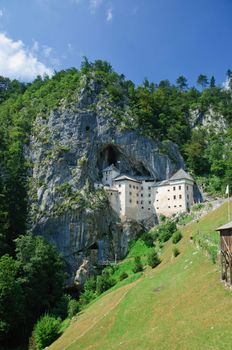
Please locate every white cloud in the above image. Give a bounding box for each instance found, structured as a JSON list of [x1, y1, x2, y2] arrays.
[[106, 7, 113, 22], [0, 32, 53, 81], [0, 9, 4, 18], [90, 0, 103, 12]]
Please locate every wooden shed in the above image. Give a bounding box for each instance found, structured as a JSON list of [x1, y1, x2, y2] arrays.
[[216, 222, 232, 284]]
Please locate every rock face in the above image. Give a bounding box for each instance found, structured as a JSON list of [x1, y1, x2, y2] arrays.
[[29, 78, 185, 285]]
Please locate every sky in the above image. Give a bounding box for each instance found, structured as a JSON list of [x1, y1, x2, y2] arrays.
[[0, 0, 232, 86]]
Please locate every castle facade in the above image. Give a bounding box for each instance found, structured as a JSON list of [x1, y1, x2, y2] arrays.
[[95, 166, 195, 221]]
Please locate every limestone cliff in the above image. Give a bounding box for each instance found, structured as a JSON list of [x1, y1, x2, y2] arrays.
[[29, 74, 185, 285]]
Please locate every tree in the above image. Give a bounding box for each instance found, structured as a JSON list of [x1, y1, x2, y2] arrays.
[[15, 234, 65, 332], [147, 249, 161, 268], [210, 76, 216, 88], [33, 314, 61, 350], [132, 256, 143, 273], [176, 75, 188, 90], [0, 255, 24, 347], [197, 74, 209, 89]]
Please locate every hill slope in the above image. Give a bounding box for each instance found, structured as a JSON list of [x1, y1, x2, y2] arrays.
[[49, 201, 232, 350]]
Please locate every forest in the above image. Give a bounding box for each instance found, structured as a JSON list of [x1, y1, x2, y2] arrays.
[[0, 59, 232, 349]]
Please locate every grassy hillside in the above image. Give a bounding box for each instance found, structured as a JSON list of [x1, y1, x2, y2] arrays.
[[50, 202, 232, 350]]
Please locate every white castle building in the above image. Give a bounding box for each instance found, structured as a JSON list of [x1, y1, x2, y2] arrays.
[[95, 165, 195, 221]]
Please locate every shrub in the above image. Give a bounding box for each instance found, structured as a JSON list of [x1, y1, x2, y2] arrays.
[[157, 220, 177, 243], [96, 272, 116, 295], [159, 214, 166, 222], [132, 256, 143, 273], [67, 299, 79, 318], [141, 232, 154, 247], [172, 230, 183, 244], [147, 249, 161, 268], [79, 290, 96, 309], [84, 276, 96, 293], [119, 271, 128, 281], [172, 247, 180, 257], [33, 314, 61, 350]]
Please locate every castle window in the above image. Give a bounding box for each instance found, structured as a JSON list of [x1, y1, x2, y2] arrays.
[[137, 193, 139, 197], [168, 198, 170, 200], [149, 201, 151, 204], [148, 208, 151, 210], [141, 186, 143, 190], [86, 126, 90, 131], [129, 192, 132, 195], [133, 185, 135, 189], [156, 199, 159, 202], [148, 186, 151, 190], [179, 186, 181, 190], [179, 205, 182, 207], [141, 206, 144, 209], [173, 195, 176, 200], [148, 194, 151, 197], [156, 207, 159, 209], [136, 201, 139, 204], [168, 206, 171, 208], [156, 191, 158, 194], [119, 192, 121, 194], [173, 186, 176, 191], [168, 189, 170, 192], [141, 194, 143, 197], [179, 194, 182, 199], [136, 186, 138, 190], [106, 177, 108, 181], [130, 200, 132, 203], [129, 184, 132, 188], [174, 205, 177, 208], [111, 193, 113, 195], [141, 200, 143, 204], [187, 194, 189, 199], [187, 186, 189, 190], [119, 184, 121, 187]]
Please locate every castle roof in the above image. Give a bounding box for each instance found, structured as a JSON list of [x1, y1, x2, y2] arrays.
[[114, 174, 141, 183], [102, 164, 120, 173], [216, 222, 232, 231], [169, 169, 194, 182]]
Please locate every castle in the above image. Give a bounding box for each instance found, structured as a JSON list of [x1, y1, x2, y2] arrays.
[[95, 166, 195, 221]]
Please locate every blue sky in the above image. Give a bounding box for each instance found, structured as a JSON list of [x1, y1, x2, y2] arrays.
[[0, 0, 231, 86]]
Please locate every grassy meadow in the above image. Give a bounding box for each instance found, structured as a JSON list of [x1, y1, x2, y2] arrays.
[[50, 201, 232, 350]]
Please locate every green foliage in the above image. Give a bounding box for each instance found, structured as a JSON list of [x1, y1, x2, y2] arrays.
[[119, 271, 129, 281], [0, 255, 24, 347], [67, 299, 79, 318], [172, 246, 180, 257], [147, 249, 161, 268], [155, 220, 177, 243], [96, 269, 116, 295], [132, 256, 143, 273], [172, 230, 183, 244], [33, 314, 61, 350]]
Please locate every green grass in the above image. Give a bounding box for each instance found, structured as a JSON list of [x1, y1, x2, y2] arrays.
[[50, 202, 232, 350]]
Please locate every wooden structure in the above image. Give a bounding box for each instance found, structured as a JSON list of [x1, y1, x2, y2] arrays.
[[216, 222, 232, 284]]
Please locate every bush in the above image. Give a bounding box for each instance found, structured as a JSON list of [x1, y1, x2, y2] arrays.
[[33, 314, 61, 350], [84, 276, 96, 293], [132, 256, 143, 273], [147, 249, 161, 268], [79, 290, 96, 309], [96, 271, 116, 295], [172, 230, 183, 244], [119, 272, 128, 281], [67, 299, 79, 318], [157, 220, 177, 243], [172, 247, 180, 257], [141, 232, 154, 247], [159, 214, 166, 222]]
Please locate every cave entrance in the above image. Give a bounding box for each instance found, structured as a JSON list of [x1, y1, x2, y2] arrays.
[[105, 145, 118, 167], [98, 145, 120, 170]]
